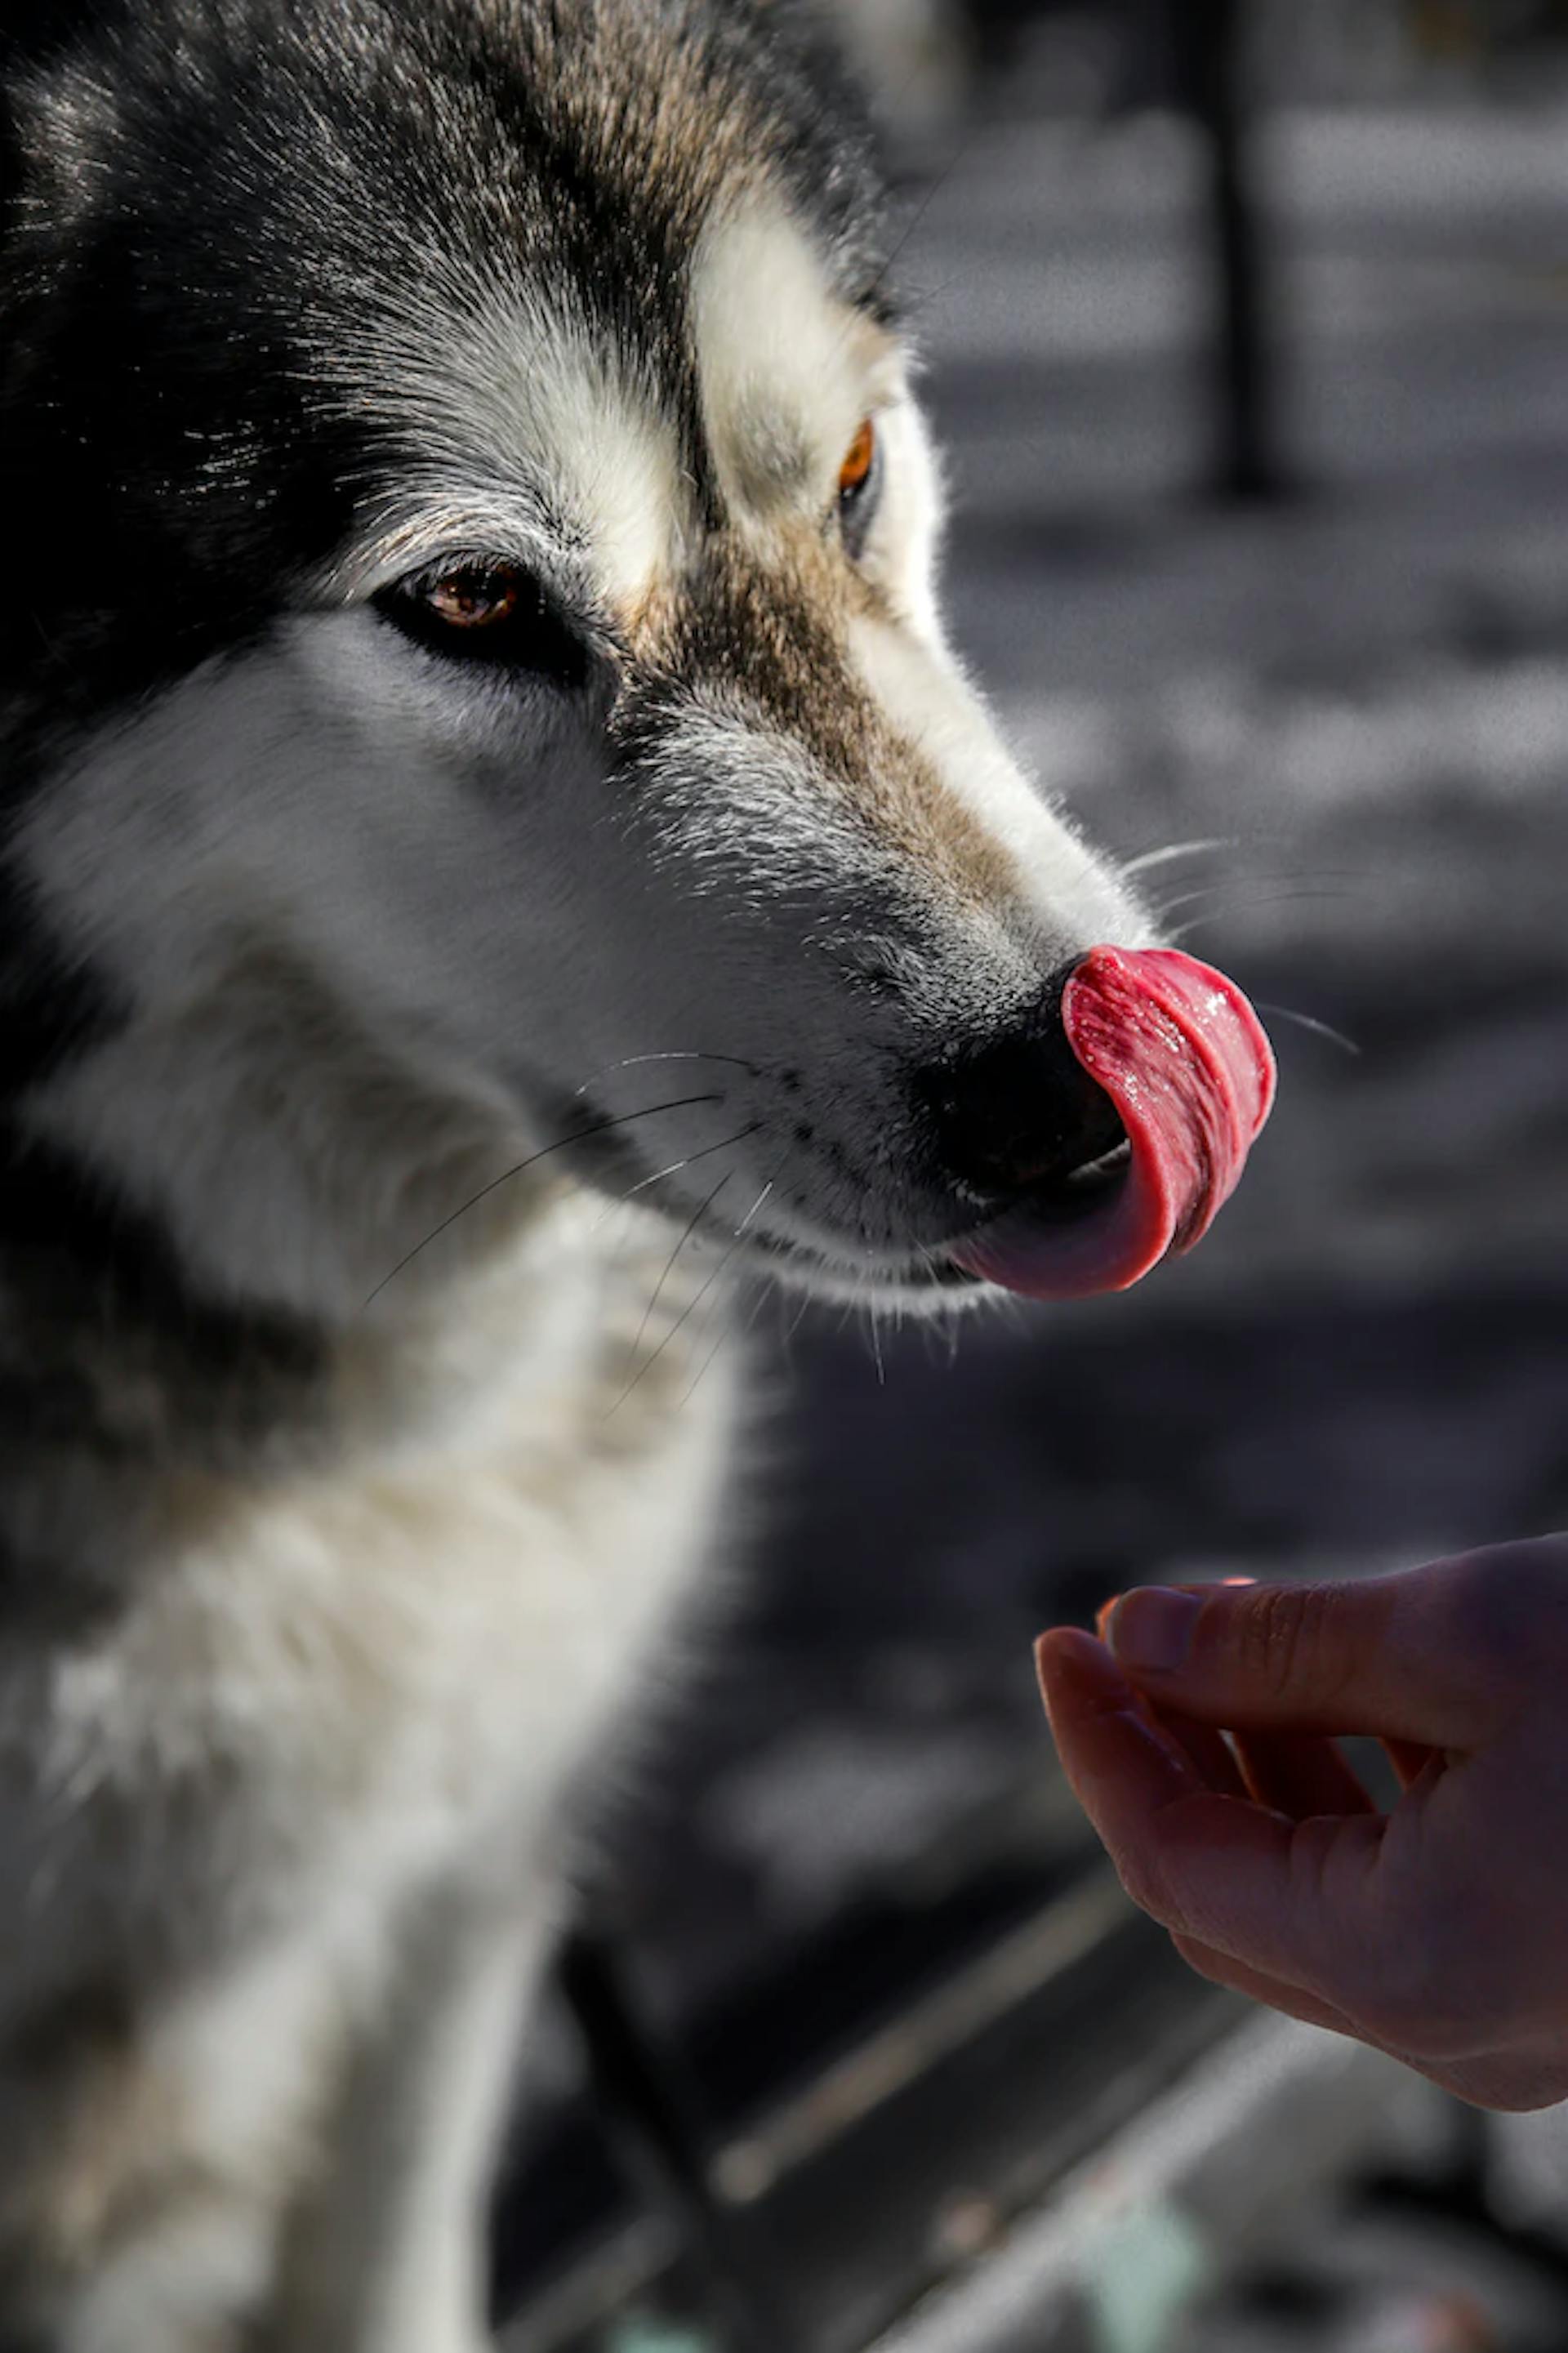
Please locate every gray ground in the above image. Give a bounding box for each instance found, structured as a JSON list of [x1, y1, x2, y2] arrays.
[[508, 93, 1568, 2351]]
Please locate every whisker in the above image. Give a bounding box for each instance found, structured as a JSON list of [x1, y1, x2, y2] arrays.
[[867, 1295, 887, 1388], [677, 1201, 783, 1411], [733, 1176, 777, 1246], [591, 1121, 763, 1230], [626, 1156, 750, 1371], [782, 1286, 815, 1355], [1120, 837, 1240, 880], [363, 1092, 723, 1307], [1165, 890, 1361, 946], [1255, 1003, 1363, 1058], [840, 128, 984, 358], [608, 1171, 777, 1419], [675, 1298, 734, 1414], [608, 1173, 736, 1418], [1154, 880, 1361, 922], [572, 1050, 757, 1099]]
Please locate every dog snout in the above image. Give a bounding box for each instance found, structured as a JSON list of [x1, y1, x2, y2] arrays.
[[916, 969, 1126, 1208]]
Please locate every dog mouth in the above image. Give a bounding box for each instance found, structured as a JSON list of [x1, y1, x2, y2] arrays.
[[941, 948, 1276, 1301], [742, 947, 1272, 1305], [586, 947, 1274, 1308]]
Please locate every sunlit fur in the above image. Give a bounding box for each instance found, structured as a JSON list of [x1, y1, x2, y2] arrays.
[[0, 3, 1148, 2346]]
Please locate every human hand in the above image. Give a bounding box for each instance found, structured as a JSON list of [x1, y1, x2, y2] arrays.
[[1036, 1539, 1568, 2111]]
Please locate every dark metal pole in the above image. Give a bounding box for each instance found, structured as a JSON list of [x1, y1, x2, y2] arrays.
[[556, 1927, 786, 2353], [1170, 0, 1286, 501]]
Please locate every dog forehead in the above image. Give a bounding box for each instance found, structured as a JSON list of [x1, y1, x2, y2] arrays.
[[376, 193, 890, 617], [385, 300, 691, 613], [691, 199, 900, 515], [329, 7, 890, 606]]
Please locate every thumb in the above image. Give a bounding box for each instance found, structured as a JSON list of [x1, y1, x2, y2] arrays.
[[1105, 1563, 1512, 1749]]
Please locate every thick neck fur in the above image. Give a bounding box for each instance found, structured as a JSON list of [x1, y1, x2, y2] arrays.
[[0, 1067, 717, 1608]]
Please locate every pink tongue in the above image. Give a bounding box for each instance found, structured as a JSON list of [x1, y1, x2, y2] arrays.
[[949, 947, 1276, 1301]]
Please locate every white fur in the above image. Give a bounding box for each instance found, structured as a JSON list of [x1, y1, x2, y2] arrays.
[[692, 203, 902, 510], [0, 1204, 738, 2348]]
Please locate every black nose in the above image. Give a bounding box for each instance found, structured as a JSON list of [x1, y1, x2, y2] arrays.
[[917, 972, 1127, 1206]]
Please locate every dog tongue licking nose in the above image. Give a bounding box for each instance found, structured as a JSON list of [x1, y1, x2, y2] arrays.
[[950, 948, 1276, 1301]]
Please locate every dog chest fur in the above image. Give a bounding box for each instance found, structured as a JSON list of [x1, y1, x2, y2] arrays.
[[0, 1205, 738, 2008]]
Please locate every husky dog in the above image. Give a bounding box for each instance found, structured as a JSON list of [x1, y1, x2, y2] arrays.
[[0, 2, 1152, 2346]]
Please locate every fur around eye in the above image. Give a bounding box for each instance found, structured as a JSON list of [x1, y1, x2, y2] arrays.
[[374, 557, 590, 685]]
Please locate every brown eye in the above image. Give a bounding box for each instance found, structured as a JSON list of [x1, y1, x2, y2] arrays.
[[375, 554, 590, 685], [424, 564, 521, 630], [839, 418, 877, 504]]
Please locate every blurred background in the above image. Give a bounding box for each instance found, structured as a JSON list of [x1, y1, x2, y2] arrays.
[[496, 7, 1568, 2349]]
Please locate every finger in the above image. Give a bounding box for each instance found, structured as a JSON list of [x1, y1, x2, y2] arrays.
[[1229, 1730, 1378, 1819], [1416, 2051, 1568, 2115], [1171, 1939, 1539, 2108], [1098, 1595, 1250, 1797], [1150, 1704, 1249, 1798], [1039, 1630, 1392, 2005], [1169, 1933, 1370, 2042], [1141, 1785, 1394, 2007], [1383, 1738, 1437, 1789], [1104, 1565, 1515, 1748], [1036, 1630, 1206, 1822]]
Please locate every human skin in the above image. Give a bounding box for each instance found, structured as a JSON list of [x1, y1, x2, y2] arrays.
[[1036, 1538, 1568, 2111]]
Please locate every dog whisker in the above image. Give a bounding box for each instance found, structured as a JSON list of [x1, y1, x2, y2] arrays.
[[1120, 836, 1240, 879], [1162, 889, 1365, 947], [607, 1170, 736, 1418], [1154, 880, 1361, 923], [625, 1143, 759, 1370], [849, 112, 988, 338], [867, 1293, 887, 1388], [363, 1092, 724, 1307], [780, 1283, 815, 1357], [674, 1295, 733, 1414], [1255, 1003, 1363, 1058], [610, 1169, 778, 1419], [676, 1192, 783, 1411], [572, 1049, 758, 1099], [591, 1121, 763, 1232]]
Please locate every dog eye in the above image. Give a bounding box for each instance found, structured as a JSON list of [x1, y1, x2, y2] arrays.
[[425, 564, 523, 631], [374, 558, 589, 684], [837, 418, 881, 556]]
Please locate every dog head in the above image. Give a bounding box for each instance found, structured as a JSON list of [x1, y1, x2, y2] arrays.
[[0, 0, 1148, 1321]]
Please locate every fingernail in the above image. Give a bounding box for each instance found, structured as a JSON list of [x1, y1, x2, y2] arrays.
[[1036, 1629, 1131, 1705], [1108, 1587, 1201, 1676]]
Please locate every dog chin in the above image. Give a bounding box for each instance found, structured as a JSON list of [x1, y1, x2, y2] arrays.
[[731, 1228, 989, 1317]]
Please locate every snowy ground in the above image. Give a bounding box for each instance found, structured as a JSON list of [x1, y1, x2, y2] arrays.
[[503, 96, 1568, 2350]]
